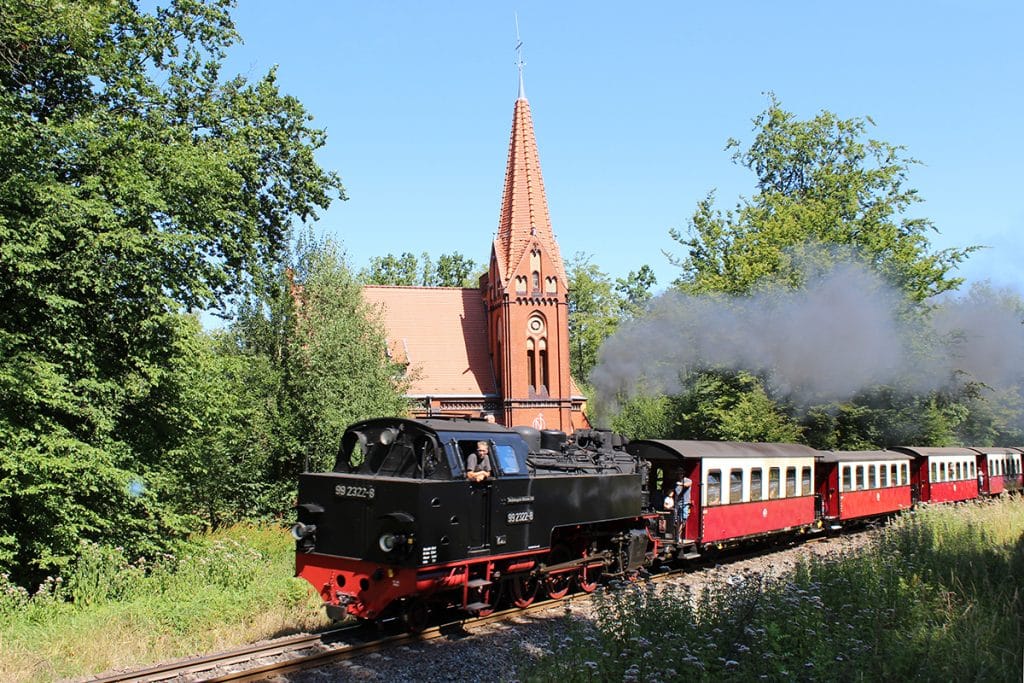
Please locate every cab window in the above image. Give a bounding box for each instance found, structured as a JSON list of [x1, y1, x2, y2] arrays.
[[494, 444, 520, 474]]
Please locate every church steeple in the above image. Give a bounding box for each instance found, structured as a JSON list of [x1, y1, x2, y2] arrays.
[[483, 32, 585, 433], [492, 89, 566, 290]]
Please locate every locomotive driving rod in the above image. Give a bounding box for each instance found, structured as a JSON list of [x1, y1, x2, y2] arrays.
[[538, 551, 613, 576]]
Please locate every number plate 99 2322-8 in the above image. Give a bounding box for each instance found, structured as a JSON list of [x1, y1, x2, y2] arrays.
[[335, 484, 375, 499]]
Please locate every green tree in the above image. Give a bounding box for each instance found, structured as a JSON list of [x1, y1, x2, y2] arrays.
[[609, 393, 675, 441], [643, 95, 998, 450], [156, 320, 282, 529], [0, 0, 341, 583], [361, 252, 421, 286], [434, 252, 479, 287], [615, 264, 657, 317], [237, 235, 411, 479], [567, 254, 622, 382], [673, 371, 804, 442], [361, 251, 479, 287], [669, 94, 975, 301]]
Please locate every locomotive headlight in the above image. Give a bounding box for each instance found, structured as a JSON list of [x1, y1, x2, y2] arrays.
[[291, 522, 316, 541], [378, 532, 413, 553], [378, 532, 403, 552]]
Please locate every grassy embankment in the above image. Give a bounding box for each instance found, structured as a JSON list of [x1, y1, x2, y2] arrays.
[[521, 496, 1024, 682], [0, 524, 329, 682]]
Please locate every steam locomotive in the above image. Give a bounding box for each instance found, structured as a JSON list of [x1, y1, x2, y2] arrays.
[[292, 416, 1022, 631]]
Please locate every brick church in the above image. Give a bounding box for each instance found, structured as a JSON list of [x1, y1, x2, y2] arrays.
[[363, 74, 589, 433]]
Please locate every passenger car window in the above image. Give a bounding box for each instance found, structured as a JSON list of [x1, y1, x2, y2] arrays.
[[868, 466, 877, 489], [729, 469, 743, 503], [901, 463, 908, 482], [855, 466, 864, 490], [842, 466, 852, 492], [801, 467, 811, 495], [880, 466, 888, 487], [750, 468, 763, 501], [891, 464, 898, 485], [707, 470, 721, 505], [769, 468, 780, 499], [785, 467, 796, 497]]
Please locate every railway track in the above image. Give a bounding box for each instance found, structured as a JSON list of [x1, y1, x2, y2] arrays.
[[85, 529, 866, 682], [84, 595, 580, 683]]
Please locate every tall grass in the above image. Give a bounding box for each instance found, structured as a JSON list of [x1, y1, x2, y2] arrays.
[[520, 497, 1024, 682], [0, 524, 329, 682]]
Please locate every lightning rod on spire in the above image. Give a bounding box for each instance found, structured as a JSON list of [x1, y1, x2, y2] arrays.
[[514, 12, 526, 99]]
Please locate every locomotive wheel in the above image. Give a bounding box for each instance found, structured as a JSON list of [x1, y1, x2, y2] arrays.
[[401, 598, 431, 634], [578, 564, 600, 593], [544, 544, 573, 599], [545, 572, 571, 599], [512, 574, 539, 608]]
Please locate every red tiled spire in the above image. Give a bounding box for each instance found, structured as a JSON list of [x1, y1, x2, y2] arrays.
[[493, 95, 566, 286]]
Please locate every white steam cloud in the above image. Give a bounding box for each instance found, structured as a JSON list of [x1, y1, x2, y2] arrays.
[[591, 262, 1024, 409]]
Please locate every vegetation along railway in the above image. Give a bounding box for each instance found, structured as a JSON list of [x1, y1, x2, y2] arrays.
[[292, 416, 1022, 632]]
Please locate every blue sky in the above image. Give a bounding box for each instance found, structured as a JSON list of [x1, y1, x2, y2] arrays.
[[224, 1, 1023, 295]]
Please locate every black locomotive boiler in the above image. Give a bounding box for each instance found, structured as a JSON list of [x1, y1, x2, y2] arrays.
[[293, 417, 650, 630]]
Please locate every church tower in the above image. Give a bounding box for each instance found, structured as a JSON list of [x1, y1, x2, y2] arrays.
[[482, 60, 588, 432]]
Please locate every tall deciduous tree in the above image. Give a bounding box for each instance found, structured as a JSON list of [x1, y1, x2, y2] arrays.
[[279, 236, 411, 473], [650, 95, 995, 449], [0, 0, 342, 582]]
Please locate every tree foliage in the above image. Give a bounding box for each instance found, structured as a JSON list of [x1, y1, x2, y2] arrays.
[[671, 371, 804, 443], [360, 251, 480, 287], [276, 236, 411, 472], [668, 94, 975, 302], [0, 0, 342, 584]]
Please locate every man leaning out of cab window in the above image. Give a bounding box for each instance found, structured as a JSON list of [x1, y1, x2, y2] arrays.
[[466, 441, 492, 482]]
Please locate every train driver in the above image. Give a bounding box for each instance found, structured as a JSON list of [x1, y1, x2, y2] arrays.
[[466, 441, 493, 482]]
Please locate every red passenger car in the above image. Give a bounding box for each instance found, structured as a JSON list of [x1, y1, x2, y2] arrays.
[[628, 440, 821, 548], [891, 447, 979, 504], [973, 447, 1023, 495], [1013, 449, 1024, 492], [815, 451, 913, 527]]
